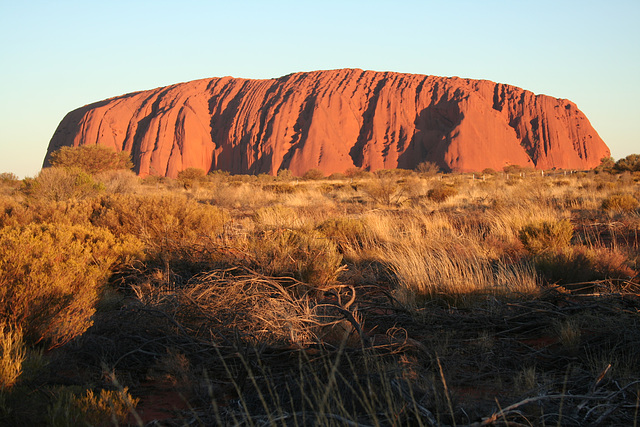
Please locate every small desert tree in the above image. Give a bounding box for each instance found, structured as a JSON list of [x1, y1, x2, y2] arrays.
[[49, 145, 133, 175], [614, 154, 640, 172], [594, 156, 615, 174]]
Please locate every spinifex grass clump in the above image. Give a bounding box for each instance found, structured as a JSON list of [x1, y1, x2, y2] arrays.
[[316, 216, 372, 254], [518, 219, 574, 255], [248, 228, 344, 289], [253, 204, 301, 229], [601, 193, 639, 212], [426, 184, 458, 203], [534, 246, 635, 286]]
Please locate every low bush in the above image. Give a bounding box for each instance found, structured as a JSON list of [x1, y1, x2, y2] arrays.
[[0, 223, 142, 347], [94, 169, 139, 194], [426, 185, 458, 203], [482, 168, 497, 175], [262, 182, 299, 194], [177, 167, 207, 189], [415, 161, 440, 175], [519, 219, 574, 255], [276, 168, 293, 180], [248, 229, 343, 288], [91, 194, 228, 265], [316, 216, 371, 253], [23, 167, 103, 202], [328, 172, 346, 180], [302, 168, 325, 180], [344, 167, 372, 179], [362, 178, 403, 206], [601, 193, 639, 212], [0, 173, 19, 183]]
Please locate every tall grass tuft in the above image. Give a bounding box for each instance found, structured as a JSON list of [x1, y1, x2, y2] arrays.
[[0, 323, 25, 390], [387, 240, 539, 305]]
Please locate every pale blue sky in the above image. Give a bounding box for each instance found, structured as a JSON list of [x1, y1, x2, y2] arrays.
[[1, 0, 638, 177]]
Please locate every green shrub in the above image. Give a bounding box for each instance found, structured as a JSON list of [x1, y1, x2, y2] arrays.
[[23, 167, 103, 202], [91, 194, 228, 264], [0, 223, 142, 347], [48, 145, 133, 174], [595, 156, 615, 174], [302, 168, 325, 180], [426, 185, 458, 203], [519, 220, 574, 255], [614, 154, 640, 173], [249, 229, 343, 288], [317, 217, 371, 252], [601, 194, 639, 212], [177, 167, 207, 189]]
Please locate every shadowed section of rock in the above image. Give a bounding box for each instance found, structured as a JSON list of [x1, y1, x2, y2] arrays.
[[45, 69, 610, 177]]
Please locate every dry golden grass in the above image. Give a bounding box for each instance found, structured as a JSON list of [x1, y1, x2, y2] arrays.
[[0, 323, 25, 390]]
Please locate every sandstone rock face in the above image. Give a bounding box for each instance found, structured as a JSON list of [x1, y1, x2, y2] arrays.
[[45, 69, 609, 177]]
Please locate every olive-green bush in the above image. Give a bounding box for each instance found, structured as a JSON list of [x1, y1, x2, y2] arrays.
[[23, 167, 103, 202], [601, 193, 639, 212], [249, 229, 343, 288], [519, 219, 574, 255]]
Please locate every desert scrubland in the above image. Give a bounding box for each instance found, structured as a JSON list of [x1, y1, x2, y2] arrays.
[[1, 149, 639, 426]]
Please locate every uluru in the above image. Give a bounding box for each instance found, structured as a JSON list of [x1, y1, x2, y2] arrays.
[[44, 69, 610, 177]]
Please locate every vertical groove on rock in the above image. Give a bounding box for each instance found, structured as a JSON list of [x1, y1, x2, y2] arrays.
[[349, 76, 388, 167]]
